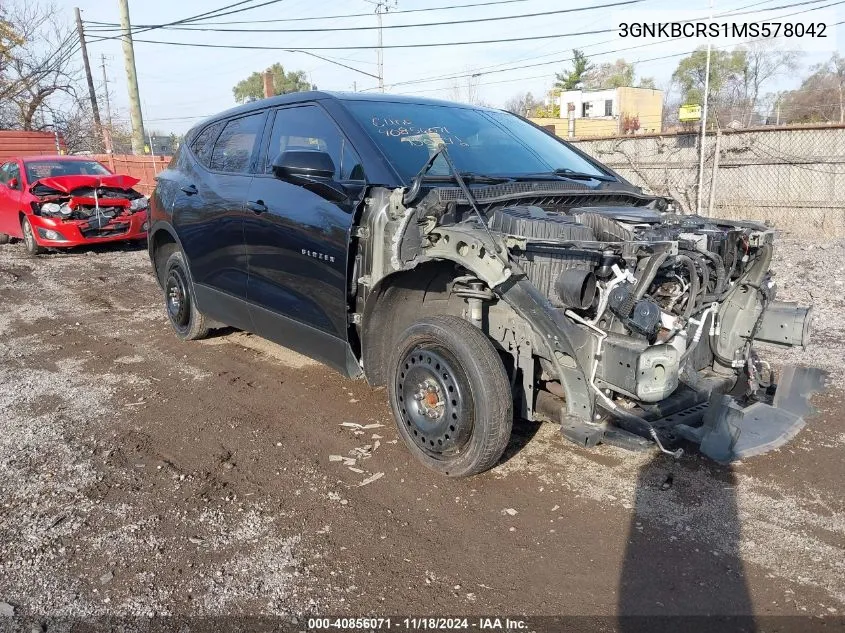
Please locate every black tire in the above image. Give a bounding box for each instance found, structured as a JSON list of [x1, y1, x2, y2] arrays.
[[388, 315, 513, 477], [0, 233, 9, 245], [163, 250, 209, 341], [20, 216, 44, 257]]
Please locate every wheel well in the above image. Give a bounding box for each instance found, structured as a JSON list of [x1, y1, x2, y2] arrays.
[[150, 230, 178, 287], [361, 261, 465, 386]]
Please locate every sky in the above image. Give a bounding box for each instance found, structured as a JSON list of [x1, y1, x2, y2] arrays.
[[53, 0, 845, 135]]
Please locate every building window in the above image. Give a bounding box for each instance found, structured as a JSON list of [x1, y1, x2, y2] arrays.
[[605, 100, 613, 116], [582, 102, 590, 118]]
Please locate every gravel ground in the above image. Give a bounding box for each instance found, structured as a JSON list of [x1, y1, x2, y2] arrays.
[[0, 236, 843, 628]]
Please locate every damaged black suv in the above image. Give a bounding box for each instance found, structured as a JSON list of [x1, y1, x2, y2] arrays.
[[148, 92, 819, 477]]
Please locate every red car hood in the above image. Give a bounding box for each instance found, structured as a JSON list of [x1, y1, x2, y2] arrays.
[[29, 174, 141, 194]]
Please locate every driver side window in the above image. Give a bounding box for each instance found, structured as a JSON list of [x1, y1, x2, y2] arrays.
[[264, 105, 365, 181]]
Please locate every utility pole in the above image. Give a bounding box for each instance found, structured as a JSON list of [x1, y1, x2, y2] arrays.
[[100, 54, 114, 153], [695, 0, 714, 216], [74, 8, 103, 151], [118, 0, 146, 155], [365, 0, 396, 92], [376, 6, 384, 92], [263, 69, 274, 98]]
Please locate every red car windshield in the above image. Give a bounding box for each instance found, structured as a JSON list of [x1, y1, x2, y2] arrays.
[[25, 160, 110, 183]]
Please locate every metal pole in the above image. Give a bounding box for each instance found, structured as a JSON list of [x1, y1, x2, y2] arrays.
[[118, 0, 146, 155], [100, 54, 114, 153], [74, 8, 103, 151], [707, 128, 721, 217], [377, 5, 384, 92], [100, 55, 113, 129], [148, 129, 159, 174], [695, 1, 714, 215]]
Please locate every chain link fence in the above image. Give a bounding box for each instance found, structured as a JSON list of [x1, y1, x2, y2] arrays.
[[569, 124, 845, 237]]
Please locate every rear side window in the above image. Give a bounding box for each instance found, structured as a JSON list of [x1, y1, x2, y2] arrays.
[[210, 113, 265, 173], [265, 105, 365, 181], [190, 121, 224, 169]]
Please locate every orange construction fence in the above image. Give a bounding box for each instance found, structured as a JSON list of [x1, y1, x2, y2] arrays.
[[0, 130, 66, 160], [92, 154, 172, 196]]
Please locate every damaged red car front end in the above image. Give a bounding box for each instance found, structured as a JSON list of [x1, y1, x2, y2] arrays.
[[27, 173, 149, 247]]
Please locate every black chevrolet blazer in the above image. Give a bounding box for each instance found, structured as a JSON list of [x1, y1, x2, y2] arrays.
[[148, 91, 817, 477]]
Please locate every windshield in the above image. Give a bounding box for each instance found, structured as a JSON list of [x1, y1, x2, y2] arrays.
[[25, 159, 110, 183], [343, 101, 609, 183]]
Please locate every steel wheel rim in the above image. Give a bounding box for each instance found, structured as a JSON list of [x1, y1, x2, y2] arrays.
[[396, 346, 473, 458], [22, 220, 35, 250], [165, 268, 190, 331]]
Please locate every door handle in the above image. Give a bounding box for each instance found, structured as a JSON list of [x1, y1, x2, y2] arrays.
[[247, 200, 268, 214], [181, 184, 198, 195]]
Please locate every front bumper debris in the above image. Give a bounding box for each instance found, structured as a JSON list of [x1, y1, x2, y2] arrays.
[[675, 365, 827, 462], [29, 212, 148, 246]]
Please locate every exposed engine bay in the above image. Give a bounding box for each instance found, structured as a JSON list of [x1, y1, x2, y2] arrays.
[[30, 175, 148, 235], [354, 178, 824, 463]]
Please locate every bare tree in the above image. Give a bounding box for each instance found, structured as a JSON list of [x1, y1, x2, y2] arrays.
[[738, 42, 800, 126], [504, 92, 541, 117], [778, 53, 845, 124], [0, 1, 81, 131]]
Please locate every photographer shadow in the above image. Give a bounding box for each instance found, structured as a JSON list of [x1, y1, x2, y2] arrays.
[[617, 452, 757, 633]]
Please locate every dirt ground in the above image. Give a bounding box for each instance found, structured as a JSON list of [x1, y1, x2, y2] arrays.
[[0, 236, 843, 628]]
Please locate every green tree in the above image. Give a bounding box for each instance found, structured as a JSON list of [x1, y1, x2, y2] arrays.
[[583, 59, 657, 90], [638, 76, 657, 90], [671, 48, 746, 106], [585, 59, 634, 89], [554, 49, 592, 91], [232, 62, 315, 104]]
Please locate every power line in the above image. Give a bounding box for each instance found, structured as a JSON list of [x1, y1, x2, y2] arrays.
[[292, 50, 381, 79], [88, 0, 287, 43], [125, 26, 618, 51], [369, 0, 843, 91], [82, 0, 546, 29], [89, 0, 645, 34], [386, 25, 831, 96]]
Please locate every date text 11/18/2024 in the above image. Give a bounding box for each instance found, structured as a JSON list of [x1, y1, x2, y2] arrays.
[[307, 617, 529, 630]]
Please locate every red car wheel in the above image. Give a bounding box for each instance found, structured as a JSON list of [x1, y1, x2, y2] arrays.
[[21, 216, 44, 257]]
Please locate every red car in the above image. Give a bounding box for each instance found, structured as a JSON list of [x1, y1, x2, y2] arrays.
[[0, 155, 149, 256]]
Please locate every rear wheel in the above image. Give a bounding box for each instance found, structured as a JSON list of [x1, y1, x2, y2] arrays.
[[20, 216, 44, 257], [0, 233, 9, 245], [163, 250, 209, 341], [388, 315, 513, 477]]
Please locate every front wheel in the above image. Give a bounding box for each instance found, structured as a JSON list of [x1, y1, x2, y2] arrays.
[[0, 233, 9, 245], [163, 250, 209, 341], [20, 216, 44, 257], [388, 315, 513, 477]]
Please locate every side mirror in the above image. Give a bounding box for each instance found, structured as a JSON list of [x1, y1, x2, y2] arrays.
[[8, 177, 18, 189], [271, 150, 335, 181]]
